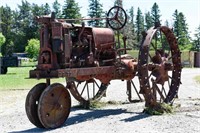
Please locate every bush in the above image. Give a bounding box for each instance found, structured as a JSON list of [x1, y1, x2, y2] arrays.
[[25, 38, 40, 60]]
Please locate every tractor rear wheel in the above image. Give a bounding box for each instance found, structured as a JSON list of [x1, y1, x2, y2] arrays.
[[138, 26, 182, 107]]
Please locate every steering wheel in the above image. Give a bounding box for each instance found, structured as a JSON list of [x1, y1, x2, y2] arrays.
[[107, 6, 127, 30]]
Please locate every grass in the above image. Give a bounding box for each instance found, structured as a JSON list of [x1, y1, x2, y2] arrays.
[[127, 50, 139, 58], [0, 67, 65, 90], [194, 75, 200, 84], [20, 61, 37, 67], [74, 100, 122, 109], [143, 103, 174, 115]]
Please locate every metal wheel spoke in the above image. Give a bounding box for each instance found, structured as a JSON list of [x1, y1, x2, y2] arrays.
[[68, 80, 108, 106], [168, 53, 178, 61], [168, 79, 171, 89], [76, 82, 80, 88], [130, 80, 143, 101], [94, 80, 100, 88], [154, 82, 165, 101], [80, 82, 87, 95], [93, 82, 95, 97], [168, 75, 178, 83], [151, 42, 157, 51], [162, 85, 167, 97], [160, 30, 165, 51], [87, 84, 90, 99], [149, 54, 153, 62], [147, 71, 153, 81]]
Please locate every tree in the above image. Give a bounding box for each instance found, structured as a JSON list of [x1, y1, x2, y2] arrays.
[[145, 11, 153, 30], [124, 6, 137, 49], [129, 6, 134, 26], [151, 2, 161, 25], [14, 0, 33, 52], [114, 0, 123, 7], [172, 10, 191, 50], [0, 5, 14, 56], [173, 10, 180, 37], [52, 0, 62, 18], [25, 38, 40, 59], [88, 0, 104, 27], [0, 33, 6, 48], [135, 7, 144, 43], [62, 0, 81, 23], [165, 20, 169, 27], [193, 25, 200, 51], [43, 3, 51, 15]]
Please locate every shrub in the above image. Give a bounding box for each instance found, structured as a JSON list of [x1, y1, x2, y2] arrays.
[[25, 38, 40, 60]]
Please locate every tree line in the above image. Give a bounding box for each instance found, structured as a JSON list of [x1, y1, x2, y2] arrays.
[[0, 0, 199, 58]]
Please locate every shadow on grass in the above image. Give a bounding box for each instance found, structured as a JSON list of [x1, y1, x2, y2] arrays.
[[9, 107, 150, 133]]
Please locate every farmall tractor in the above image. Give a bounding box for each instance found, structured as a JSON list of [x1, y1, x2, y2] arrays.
[[25, 6, 182, 128]]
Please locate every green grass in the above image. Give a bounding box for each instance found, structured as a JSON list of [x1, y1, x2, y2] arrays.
[[144, 103, 174, 115], [127, 50, 139, 58], [0, 67, 65, 90], [194, 75, 200, 84], [74, 100, 122, 109], [20, 61, 37, 67]]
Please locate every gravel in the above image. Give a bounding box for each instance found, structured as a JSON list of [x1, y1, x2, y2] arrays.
[[0, 68, 200, 133]]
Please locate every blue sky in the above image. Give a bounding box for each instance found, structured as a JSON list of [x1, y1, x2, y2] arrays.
[[1, 0, 200, 38]]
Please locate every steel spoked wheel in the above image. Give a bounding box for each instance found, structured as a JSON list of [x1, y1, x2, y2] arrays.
[[107, 6, 127, 30], [25, 83, 47, 128], [126, 80, 143, 103], [67, 79, 108, 108], [138, 26, 182, 107], [38, 83, 71, 128]]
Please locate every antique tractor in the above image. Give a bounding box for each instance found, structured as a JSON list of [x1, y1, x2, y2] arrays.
[[25, 6, 182, 128]]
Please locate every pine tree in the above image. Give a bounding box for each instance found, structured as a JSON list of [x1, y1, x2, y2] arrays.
[[135, 7, 144, 43], [151, 2, 161, 25], [173, 10, 191, 50], [114, 0, 123, 7], [43, 3, 51, 15], [193, 25, 200, 51], [125, 6, 137, 49], [62, 0, 81, 23], [165, 20, 169, 27], [129, 6, 134, 25], [179, 12, 189, 38], [145, 11, 153, 30], [88, 0, 104, 27], [173, 10, 181, 37], [52, 0, 62, 18]]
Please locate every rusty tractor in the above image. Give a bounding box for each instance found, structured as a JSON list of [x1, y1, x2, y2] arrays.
[[25, 6, 182, 128]]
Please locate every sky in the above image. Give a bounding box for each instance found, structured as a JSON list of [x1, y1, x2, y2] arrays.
[[1, 0, 200, 39]]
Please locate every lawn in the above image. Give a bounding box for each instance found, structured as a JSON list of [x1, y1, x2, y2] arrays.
[[195, 75, 200, 84], [0, 67, 65, 90]]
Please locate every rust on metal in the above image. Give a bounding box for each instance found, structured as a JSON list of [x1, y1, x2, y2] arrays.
[[25, 6, 182, 129], [38, 83, 71, 128], [138, 26, 182, 107]]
